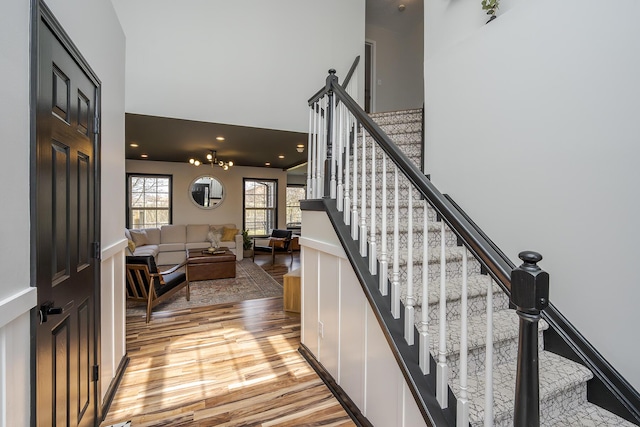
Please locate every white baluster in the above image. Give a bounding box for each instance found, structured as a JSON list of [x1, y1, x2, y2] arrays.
[[369, 139, 377, 275], [391, 167, 400, 319], [359, 127, 367, 257], [318, 97, 326, 197], [343, 110, 351, 225], [437, 220, 448, 408], [457, 248, 469, 426], [336, 103, 343, 210], [379, 153, 388, 295], [306, 104, 313, 198], [484, 276, 494, 427], [310, 102, 318, 198], [405, 186, 414, 345], [329, 97, 337, 199], [419, 200, 430, 374], [351, 123, 359, 240]]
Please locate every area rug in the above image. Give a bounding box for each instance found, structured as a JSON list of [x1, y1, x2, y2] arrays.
[[126, 259, 283, 318]]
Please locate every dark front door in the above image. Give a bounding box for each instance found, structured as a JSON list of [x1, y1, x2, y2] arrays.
[[35, 12, 99, 427]]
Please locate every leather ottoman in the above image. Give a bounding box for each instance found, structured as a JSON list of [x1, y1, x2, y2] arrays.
[[186, 249, 236, 281]]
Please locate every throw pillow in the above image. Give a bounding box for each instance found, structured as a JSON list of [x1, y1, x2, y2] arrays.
[[127, 239, 136, 253], [129, 229, 149, 247], [221, 227, 238, 242]]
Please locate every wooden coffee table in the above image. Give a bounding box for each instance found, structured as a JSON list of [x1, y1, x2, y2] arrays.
[[186, 249, 236, 281]]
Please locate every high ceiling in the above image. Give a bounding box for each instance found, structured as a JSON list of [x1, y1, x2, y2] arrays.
[[124, 0, 422, 172], [125, 114, 308, 170]]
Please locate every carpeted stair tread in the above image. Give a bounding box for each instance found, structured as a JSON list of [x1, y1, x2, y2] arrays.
[[419, 274, 504, 307], [427, 309, 548, 357], [546, 402, 637, 426], [452, 351, 593, 426]]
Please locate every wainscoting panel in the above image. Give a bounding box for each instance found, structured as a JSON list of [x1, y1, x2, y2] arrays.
[[0, 307, 32, 426], [301, 246, 319, 356], [100, 239, 127, 402], [365, 303, 402, 425], [300, 210, 427, 427], [318, 251, 340, 379], [338, 258, 366, 410]]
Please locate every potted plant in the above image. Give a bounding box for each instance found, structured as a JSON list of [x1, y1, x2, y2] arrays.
[[242, 230, 253, 258], [481, 0, 499, 23]]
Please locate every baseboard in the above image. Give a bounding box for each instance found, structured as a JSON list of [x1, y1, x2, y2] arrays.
[[101, 354, 130, 421], [298, 343, 373, 427]]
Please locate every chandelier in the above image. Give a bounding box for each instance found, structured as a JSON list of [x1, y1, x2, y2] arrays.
[[189, 150, 233, 170]]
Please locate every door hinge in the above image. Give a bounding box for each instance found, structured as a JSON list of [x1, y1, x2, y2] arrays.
[[91, 242, 101, 260], [93, 115, 100, 135], [92, 365, 99, 382]]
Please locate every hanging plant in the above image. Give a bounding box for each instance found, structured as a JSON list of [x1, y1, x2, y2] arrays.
[[481, 0, 500, 23]]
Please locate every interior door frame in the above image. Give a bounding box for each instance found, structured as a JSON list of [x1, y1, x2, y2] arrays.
[[364, 39, 376, 114], [29, 0, 102, 424]]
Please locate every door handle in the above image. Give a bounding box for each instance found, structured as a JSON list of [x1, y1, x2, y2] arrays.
[[39, 301, 63, 324]]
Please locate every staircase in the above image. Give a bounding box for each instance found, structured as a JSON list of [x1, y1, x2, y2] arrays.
[[360, 108, 636, 426]]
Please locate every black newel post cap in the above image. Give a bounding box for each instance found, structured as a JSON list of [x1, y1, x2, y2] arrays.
[[510, 251, 549, 314], [326, 69, 338, 91]]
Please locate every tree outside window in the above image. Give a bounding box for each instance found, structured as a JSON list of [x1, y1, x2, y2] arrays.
[[286, 186, 305, 228], [243, 179, 277, 237], [127, 174, 172, 229]]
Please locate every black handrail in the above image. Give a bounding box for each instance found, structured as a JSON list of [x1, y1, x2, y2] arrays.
[[342, 55, 360, 91], [325, 79, 514, 292]]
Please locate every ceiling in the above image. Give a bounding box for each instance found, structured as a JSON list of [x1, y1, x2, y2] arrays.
[[123, 0, 422, 173], [125, 113, 308, 171]]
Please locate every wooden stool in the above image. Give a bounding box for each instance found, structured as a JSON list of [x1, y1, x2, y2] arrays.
[[283, 268, 301, 313]]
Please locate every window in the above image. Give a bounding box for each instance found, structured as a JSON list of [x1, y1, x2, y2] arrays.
[[243, 178, 277, 237], [127, 174, 172, 229], [286, 186, 305, 229]]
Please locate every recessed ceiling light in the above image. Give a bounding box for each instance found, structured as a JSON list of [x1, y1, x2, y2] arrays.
[[265, 162, 271, 166], [130, 143, 139, 148], [140, 154, 148, 158], [278, 155, 285, 159], [216, 136, 225, 141]]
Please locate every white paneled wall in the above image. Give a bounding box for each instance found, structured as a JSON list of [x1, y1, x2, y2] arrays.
[[0, 305, 33, 426], [300, 210, 426, 427], [100, 240, 128, 401]]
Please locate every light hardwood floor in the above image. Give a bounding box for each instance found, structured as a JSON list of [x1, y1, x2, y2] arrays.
[[103, 254, 355, 427]]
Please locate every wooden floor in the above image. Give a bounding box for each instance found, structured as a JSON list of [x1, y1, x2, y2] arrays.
[[102, 253, 355, 427]]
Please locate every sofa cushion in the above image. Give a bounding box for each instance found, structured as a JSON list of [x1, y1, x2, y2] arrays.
[[186, 224, 210, 243], [129, 229, 149, 246], [161, 225, 186, 243], [185, 242, 211, 251], [145, 228, 161, 244], [133, 244, 159, 258], [127, 239, 136, 253], [159, 242, 185, 252], [221, 227, 239, 242]]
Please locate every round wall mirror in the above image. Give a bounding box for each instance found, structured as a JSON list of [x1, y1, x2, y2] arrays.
[[189, 175, 225, 209]]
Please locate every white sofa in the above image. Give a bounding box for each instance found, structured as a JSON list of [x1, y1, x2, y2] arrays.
[[125, 224, 243, 265]]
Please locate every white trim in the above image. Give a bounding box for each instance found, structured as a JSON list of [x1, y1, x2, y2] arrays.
[[102, 238, 127, 261], [299, 236, 347, 259], [365, 39, 376, 113], [0, 288, 37, 329]]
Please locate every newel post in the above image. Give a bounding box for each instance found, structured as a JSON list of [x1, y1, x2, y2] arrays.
[[510, 251, 549, 427], [324, 69, 337, 198]]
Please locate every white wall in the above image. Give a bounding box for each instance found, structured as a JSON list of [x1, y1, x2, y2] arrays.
[[127, 160, 288, 229], [0, 0, 126, 421], [300, 211, 426, 426], [0, 1, 40, 424], [366, 22, 424, 112], [111, 0, 365, 133], [425, 0, 640, 390]]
